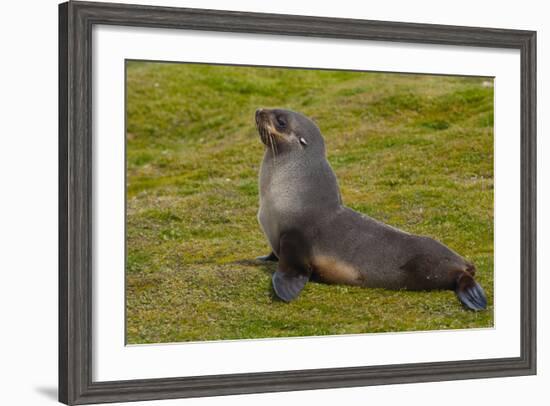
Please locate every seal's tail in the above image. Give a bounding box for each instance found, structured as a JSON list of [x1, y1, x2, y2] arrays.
[[455, 271, 487, 311]]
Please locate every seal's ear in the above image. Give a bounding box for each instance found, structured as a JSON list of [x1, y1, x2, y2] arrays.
[[271, 231, 311, 302]]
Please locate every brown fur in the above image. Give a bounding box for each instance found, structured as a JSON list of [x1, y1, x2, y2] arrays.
[[311, 256, 363, 286]]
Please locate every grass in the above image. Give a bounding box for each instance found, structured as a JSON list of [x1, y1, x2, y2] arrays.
[[126, 61, 494, 344]]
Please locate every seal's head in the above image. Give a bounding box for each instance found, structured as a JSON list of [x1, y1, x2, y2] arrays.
[[255, 108, 325, 156]]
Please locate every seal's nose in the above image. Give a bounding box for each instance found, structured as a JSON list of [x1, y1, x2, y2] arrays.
[[255, 108, 265, 125]]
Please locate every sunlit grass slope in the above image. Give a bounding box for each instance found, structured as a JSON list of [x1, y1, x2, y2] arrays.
[[126, 62, 494, 344]]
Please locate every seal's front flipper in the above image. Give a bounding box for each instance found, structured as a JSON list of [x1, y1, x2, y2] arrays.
[[455, 272, 487, 311], [271, 230, 311, 302], [256, 252, 278, 262], [272, 271, 309, 302]]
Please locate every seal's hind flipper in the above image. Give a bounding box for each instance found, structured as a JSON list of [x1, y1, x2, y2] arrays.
[[272, 271, 309, 302], [455, 272, 487, 311], [256, 252, 279, 262]]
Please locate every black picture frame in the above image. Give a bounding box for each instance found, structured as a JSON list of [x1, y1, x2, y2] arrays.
[[59, 1, 537, 404]]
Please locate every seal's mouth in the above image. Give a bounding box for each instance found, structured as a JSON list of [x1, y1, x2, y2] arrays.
[[255, 109, 268, 144], [255, 109, 284, 155]]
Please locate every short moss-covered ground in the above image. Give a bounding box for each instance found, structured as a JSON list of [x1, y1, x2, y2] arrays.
[[126, 61, 494, 344]]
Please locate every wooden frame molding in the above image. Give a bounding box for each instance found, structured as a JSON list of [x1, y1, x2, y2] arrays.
[[59, 1, 536, 404]]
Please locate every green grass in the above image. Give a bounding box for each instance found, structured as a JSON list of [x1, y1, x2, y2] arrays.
[[126, 61, 494, 344]]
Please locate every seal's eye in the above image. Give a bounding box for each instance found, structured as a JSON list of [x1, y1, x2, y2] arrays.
[[275, 116, 287, 129]]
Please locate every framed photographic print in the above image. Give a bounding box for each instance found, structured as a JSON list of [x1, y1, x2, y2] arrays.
[[59, 1, 536, 404]]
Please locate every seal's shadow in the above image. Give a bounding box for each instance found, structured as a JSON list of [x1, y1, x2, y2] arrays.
[[230, 258, 277, 277], [229, 258, 283, 301], [230, 257, 325, 302]]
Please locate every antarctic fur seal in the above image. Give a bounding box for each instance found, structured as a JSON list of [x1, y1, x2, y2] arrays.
[[255, 108, 487, 311]]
